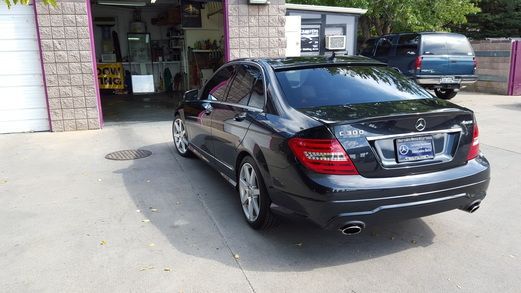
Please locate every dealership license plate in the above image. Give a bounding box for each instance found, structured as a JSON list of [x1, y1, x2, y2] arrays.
[[396, 136, 435, 162], [440, 76, 460, 84]]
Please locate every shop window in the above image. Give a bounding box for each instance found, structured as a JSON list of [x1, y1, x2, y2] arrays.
[[202, 65, 234, 102]]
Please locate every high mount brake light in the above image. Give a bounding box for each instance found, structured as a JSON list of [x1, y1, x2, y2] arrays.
[[288, 138, 359, 175], [467, 121, 480, 160]]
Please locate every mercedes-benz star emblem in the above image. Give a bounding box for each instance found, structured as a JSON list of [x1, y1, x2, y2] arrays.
[[399, 145, 409, 155], [415, 118, 426, 131]]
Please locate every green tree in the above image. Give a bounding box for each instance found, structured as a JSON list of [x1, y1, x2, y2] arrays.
[[288, 0, 479, 41], [4, 0, 56, 8], [452, 0, 521, 39]]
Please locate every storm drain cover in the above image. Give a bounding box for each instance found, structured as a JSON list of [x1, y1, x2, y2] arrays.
[[105, 149, 152, 160]]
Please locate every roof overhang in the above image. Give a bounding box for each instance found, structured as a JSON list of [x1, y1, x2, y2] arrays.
[[285, 3, 367, 15]]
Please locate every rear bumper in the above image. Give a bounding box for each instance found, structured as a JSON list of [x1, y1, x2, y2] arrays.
[[268, 156, 490, 230], [415, 75, 478, 87]]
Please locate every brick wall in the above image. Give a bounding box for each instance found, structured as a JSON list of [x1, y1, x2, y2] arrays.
[[35, 0, 100, 131], [227, 0, 286, 60], [466, 40, 513, 95]]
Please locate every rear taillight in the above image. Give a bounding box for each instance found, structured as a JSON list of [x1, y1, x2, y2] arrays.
[[288, 138, 358, 175], [415, 56, 423, 71], [473, 57, 478, 72], [467, 121, 480, 160]]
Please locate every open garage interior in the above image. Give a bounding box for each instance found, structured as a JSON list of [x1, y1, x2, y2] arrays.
[[91, 0, 225, 124]]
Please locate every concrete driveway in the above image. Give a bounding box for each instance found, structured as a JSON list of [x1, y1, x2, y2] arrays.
[[1, 92, 520, 292]]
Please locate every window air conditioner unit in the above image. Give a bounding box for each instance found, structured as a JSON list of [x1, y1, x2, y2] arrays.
[[325, 35, 346, 50], [249, 0, 269, 4]]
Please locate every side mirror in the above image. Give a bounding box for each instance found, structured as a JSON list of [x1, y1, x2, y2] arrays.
[[183, 89, 198, 101]]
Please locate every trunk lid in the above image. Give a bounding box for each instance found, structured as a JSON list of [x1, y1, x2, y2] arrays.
[[299, 99, 475, 178]]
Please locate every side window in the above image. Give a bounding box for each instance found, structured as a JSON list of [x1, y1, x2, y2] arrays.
[[248, 76, 265, 109], [201, 65, 234, 101], [396, 34, 419, 57], [374, 38, 392, 57], [360, 38, 376, 56], [226, 65, 259, 106]]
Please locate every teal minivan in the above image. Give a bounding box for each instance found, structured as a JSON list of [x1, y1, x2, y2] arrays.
[[360, 32, 477, 99]]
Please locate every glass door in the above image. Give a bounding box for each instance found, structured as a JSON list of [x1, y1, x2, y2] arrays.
[[128, 33, 154, 93]]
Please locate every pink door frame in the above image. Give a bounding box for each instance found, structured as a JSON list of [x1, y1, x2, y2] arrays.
[[86, 0, 104, 128], [508, 40, 521, 96]]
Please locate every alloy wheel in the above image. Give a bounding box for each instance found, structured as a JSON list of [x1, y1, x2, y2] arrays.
[[173, 118, 188, 154], [239, 163, 261, 222]]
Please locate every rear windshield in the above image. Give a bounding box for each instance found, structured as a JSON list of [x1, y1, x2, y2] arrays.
[[422, 34, 474, 56], [275, 66, 432, 109]]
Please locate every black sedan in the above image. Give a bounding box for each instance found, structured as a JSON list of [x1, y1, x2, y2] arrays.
[[172, 56, 490, 235]]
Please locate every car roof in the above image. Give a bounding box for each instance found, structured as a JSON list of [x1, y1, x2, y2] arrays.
[[239, 56, 385, 70], [378, 32, 466, 38]]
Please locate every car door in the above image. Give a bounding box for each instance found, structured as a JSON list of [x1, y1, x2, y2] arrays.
[[445, 35, 475, 75], [183, 65, 234, 157], [418, 34, 450, 75], [210, 63, 263, 178]]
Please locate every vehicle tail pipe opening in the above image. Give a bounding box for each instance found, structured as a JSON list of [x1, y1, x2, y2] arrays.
[[340, 221, 365, 235], [465, 200, 481, 213]]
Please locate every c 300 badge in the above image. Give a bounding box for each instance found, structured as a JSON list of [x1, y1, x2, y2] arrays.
[[338, 130, 365, 137]]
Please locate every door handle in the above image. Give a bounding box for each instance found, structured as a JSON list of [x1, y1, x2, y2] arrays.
[[234, 112, 247, 121], [204, 105, 213, 115]]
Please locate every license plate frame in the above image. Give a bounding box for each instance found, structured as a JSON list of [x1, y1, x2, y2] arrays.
[[440, 76, 460, 84], [395, 136, 435, 163]]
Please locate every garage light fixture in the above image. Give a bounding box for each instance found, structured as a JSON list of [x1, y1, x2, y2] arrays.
[[97, 1, 147, 6]]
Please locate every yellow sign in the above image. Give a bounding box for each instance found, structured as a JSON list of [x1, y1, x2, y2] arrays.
[[97, 63, 124, 90]]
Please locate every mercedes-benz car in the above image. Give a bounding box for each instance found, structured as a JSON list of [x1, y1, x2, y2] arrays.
[[172, 56, 490, 235]]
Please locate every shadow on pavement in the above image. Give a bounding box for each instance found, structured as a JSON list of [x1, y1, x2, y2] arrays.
[[117, 141, 435, 272]]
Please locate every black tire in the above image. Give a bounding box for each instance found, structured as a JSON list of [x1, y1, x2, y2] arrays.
[[434, 88, 458, 100], [238, 156, 278, 230], [172, 116, 193, 157]]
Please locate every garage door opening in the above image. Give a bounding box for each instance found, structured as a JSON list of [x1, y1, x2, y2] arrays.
[[90, 0, 225, 124]]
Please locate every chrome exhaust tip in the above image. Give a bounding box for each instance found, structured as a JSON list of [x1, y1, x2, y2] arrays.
[[465, 201, 482, 213], [340, 222, 365, 235]]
